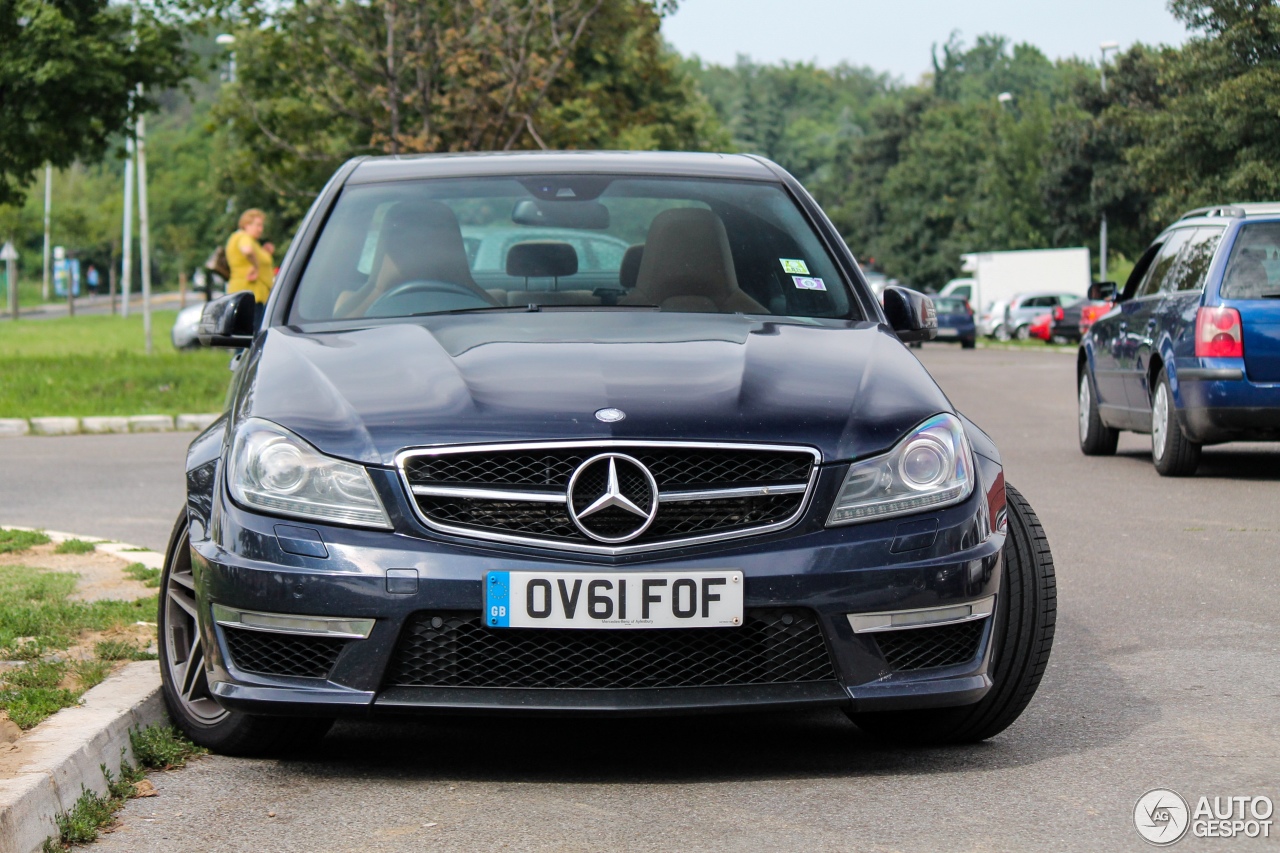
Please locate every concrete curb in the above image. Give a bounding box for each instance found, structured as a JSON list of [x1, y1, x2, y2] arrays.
[[0, 662, 166, 853], [0, 413, 219, 437], [0, 527, 170, 853]]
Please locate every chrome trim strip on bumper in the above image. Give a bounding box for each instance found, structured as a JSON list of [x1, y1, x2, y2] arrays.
[[846, 595, 996, 634], [1178, 367, 1244, 381], [395, 440, 822, 556], [211, 604, 375, 639]]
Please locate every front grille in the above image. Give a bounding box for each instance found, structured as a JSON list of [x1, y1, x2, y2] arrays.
[[223, 627, 346, 678], [386, 609, 837, 689], [401, 443, 817, 552], [874, 620, 985, 672]]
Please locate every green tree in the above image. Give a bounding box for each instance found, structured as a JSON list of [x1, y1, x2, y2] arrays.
[[1127, 0, 1280, 220], [209, 0, 721, 232], [0, 0, 190, 207]]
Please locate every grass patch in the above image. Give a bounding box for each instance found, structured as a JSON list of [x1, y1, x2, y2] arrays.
[[0, 564, 158, 728], [0, 528, 50, 554], [54, 539, 97, 555], [131, 724, 206, 770], [123, 561, 162, 588], [42, 726, 205, 851], [0, 312, 232, 418], [95, 639, 157, 661]]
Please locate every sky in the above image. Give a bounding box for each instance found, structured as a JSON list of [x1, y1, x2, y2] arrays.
[[662, 0, 1192, 81]]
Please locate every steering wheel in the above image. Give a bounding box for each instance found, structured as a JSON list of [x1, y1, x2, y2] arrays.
[[365, 279, 499, 317]]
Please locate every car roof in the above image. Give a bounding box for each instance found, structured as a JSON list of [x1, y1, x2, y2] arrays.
[[1175, 202, 1280, 224], [345, 151, 782, 185]]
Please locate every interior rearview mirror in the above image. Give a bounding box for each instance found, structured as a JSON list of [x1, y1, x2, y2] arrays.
[[882, 286, 937, 343], [511, 199, 610, 230], [197, 291, 258, 348]]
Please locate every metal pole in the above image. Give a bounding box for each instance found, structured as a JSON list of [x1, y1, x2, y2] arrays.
[[121, 135, 134, 317], [42, 164, 52, 301], [136, 101, 153, 354], [5, 252, 16, 320], [1100, 214, 1108, 285]]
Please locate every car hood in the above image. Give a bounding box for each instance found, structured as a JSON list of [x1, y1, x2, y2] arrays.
[[238, 312, 953, 467]]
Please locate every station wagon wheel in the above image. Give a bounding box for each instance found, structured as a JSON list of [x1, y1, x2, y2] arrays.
[[1078, 371, 1118, 455], [158, 510, 334, 755], [846, 484, 1056, 745], [1151, 369, 1201, 476]]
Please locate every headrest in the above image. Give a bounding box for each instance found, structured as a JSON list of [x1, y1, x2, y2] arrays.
[[620, 244, 644, 290], [506, 242, 578, 278]]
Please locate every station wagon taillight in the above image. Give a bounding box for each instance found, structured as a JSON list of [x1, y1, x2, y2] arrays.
[[1053, 306, 1064, 322], [1195, 306, 1244, 358]]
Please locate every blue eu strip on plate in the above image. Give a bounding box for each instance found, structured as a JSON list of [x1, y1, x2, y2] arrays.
[[485, 571, 511, 627]]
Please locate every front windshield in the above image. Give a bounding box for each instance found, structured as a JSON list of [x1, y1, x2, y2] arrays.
[[289, 175, 856, 322]]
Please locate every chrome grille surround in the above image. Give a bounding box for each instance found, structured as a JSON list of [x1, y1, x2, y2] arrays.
[[396, 440, 823, 555]]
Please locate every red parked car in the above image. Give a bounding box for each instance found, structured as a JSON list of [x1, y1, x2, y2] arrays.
[[1029, 312, 1053, 342]]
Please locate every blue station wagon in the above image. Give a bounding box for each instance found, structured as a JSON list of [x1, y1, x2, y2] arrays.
[[1078, 203, 1280, 475]]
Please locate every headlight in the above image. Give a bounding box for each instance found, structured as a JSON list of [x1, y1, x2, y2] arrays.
[[827, 413, 973, 525], [229, 419, 392, 529]]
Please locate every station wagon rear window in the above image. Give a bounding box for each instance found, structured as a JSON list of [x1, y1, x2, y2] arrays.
[[1221, 222, 1280, 299]]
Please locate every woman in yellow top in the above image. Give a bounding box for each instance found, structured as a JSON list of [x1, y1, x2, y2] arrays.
[[226, 208, 275, 326]]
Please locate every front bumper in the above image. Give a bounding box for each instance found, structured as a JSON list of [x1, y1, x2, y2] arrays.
[[189, 464, 1005, 718]]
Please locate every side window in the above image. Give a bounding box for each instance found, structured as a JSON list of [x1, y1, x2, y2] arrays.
[[1136, 229, 1193, 297], [1168, 227, 1224, 292]]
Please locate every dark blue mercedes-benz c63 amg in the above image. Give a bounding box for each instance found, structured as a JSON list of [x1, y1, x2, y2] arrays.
[[164, 152, 1055, 754]]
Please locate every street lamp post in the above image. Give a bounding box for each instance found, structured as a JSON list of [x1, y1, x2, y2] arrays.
[[1098, 41, 1120, 286], [42, 163, 52, 301]]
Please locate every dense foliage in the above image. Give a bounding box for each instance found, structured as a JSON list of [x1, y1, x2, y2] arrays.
[[5, 1, 1280, 299]]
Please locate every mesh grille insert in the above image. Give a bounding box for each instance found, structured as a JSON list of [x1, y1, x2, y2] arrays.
[[223, 627, 346, 678], [386, 609, 837, 689], [402, 444, 816, 549], [874, 619, 986, 671]]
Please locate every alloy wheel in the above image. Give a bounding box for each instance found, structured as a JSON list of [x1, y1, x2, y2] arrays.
[[163, 533, 228, 724], [1078, 376, 1091, 444], [1152, 383, 1170, 462]]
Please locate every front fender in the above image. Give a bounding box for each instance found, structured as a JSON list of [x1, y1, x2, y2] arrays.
[[185, 415, 229, 542]]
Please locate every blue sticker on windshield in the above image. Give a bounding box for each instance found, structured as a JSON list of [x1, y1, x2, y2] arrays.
[[792, 276, 826, 291]]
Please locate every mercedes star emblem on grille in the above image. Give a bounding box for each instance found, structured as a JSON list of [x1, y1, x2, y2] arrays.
[[595, 407, 626, 423], [566, 453, 659, 543]]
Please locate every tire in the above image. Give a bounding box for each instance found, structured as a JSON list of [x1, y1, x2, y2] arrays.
[[994, 324, 1011, 342], [1151, 369, 1201, 476], [159, 510, 334, 756], [1078, 371, 1118, 456], [961, 338, 976, 350], [1014, 324, 1031, 341], [846, 484, 1056, 745]]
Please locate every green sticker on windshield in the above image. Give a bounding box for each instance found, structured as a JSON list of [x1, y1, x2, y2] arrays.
[[780, 258, 810, 275]]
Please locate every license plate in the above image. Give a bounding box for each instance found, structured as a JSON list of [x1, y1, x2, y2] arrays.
[[935, 327, 958, 338], [484, 571, 743, 629]]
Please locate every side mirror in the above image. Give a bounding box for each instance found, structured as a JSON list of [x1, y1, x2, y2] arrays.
[[1090, 281, 1118, 301], [197, 291, 257, 348], [882, 286, 937, 342]]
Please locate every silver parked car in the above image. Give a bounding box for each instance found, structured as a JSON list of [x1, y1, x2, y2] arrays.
[[995, 292, 1082, 340]]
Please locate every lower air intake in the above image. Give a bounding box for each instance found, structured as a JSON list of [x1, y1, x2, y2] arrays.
[[386, 609, 837, 689], [223, 627, 346, 678], [875, 619, 986, 671]]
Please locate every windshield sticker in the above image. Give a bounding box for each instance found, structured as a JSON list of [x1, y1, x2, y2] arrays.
[[780, 258, 810, 275], [792, 276, 826, 291]]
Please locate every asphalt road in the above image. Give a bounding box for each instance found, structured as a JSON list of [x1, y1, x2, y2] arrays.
[[6, 344, 1279, 851]]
